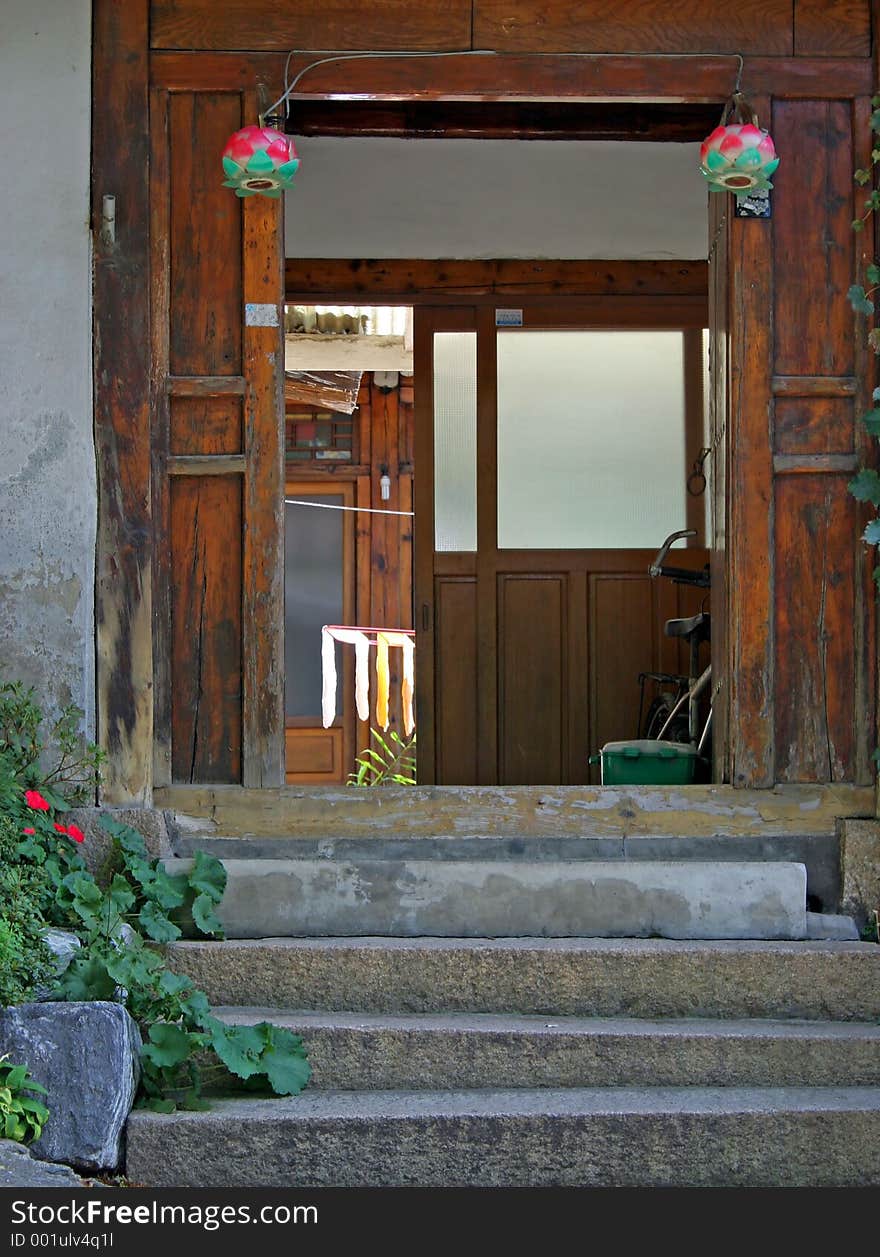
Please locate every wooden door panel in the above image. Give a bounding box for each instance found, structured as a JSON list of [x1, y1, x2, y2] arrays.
[[285, 727, 344, 784], [170, 476, 243, 782], [498, 574, 566, 785], [589, 573, 657, 760], [435, 577, 479, 785]]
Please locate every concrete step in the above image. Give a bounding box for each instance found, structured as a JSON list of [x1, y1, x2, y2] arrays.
[[211, 1008, 880, 1090], [164, 857, 808, 940], [171, 832, 841, 911], [125, 1087, 880, 1186], [166, 937, 880, 1021]]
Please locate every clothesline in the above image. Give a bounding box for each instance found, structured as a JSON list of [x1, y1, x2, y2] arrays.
[[285, 498, 414, 517]]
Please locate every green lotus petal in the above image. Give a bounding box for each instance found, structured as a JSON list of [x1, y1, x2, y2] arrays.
[[734, 148, 763, 169], [246, 150, 275, 174], [277, 159, 300, 180], [222, 178, 244, 188], [704, 150, 728, 172], [763, 157, 780, 176], [235, 187, 257, 197], [222, 156, 243, 178]]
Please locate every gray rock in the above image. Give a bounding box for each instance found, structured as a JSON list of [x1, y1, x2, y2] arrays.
[[0, 1002, 142, 1171], [0, 1139, 85, 1188], [33, 929, 82, 1000]]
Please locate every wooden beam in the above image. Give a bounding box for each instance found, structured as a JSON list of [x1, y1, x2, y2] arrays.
[[771, 375, 858, 396], [167, 376, 248, 396], [241, 183, 286, 788], [287, 100, 720, 142], [286, 259, 709, 303], [167, 455, 247, 475], [94, 0, 153, 804], [794, 0, 871, 57], [149, 51, 872, 101]]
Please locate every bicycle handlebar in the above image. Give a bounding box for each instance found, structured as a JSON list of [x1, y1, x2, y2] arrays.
[[650, 529, 710, 588]]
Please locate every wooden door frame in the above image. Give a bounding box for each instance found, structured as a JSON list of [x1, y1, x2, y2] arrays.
[[95, 11, 874, 798], [416, 300, 711, 784]]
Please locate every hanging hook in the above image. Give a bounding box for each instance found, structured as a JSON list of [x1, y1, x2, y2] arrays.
[[687, 447, 711, 497]]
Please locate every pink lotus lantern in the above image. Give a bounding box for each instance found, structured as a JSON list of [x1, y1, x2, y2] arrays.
[[222, 124, 300, 198], [700, 96, 779, 193]]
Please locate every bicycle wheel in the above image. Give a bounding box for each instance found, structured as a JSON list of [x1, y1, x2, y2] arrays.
[[642, 692, 690, 743]]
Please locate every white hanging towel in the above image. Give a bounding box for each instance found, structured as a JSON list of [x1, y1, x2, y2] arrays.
[[322, 627, 372, 727]]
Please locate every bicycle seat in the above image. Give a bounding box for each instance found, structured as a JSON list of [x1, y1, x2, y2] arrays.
[[664, 612, 710, 642]]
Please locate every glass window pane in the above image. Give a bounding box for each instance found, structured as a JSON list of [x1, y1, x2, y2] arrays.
[[285, 496, 344, 718], [497, 331, 686, 549], [434, 331, 477, 552]]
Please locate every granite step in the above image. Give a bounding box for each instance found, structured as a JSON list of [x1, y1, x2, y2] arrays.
[[125, 1087, 880, 1187], [211, 1007, 880, 1090], [165, 936, 880, 1021]]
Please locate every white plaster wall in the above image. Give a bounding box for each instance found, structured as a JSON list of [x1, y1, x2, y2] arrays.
[[0, 2, 95, 731], [286, 137, 708, 258]]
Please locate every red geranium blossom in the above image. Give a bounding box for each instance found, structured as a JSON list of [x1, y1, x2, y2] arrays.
[[24, 790, 50, 811], [21, 827, 35, 835], [54, 822, 86, 844]]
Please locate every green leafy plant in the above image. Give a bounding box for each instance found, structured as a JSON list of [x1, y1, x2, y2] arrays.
[[0, 1055, 49, 1144], [0, 815, 55, 1006], [0, 678, 311, 1112], [0, 681, 105, 807], [847, 95, 880, 588], [348, 728, 417, 786]]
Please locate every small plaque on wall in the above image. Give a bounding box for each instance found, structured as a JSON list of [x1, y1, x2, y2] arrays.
[[734, 189, 771, 219]]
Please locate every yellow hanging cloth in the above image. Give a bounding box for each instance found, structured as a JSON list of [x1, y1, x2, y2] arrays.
[[375, 632, 390, 731]]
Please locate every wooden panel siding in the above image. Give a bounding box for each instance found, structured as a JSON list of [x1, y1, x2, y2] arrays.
[[473, 0, 794, 55], [150, 0, 472, 51], [774, 398, 855, 456], [774, 475, 857, 781], [772, 101, 855, 379], [170, 476, 243, 782], [170, 396, 243, 455], [793, 0, 871, 57], [168, 93, 243, 377]]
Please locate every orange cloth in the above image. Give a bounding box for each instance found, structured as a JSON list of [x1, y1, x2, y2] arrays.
[[375, 633, 390, 731]]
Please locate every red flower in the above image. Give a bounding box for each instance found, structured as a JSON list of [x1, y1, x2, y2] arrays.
[[25, 790, 49, 811], [54, 822, 85, 844], [21, 828, 35, 835]]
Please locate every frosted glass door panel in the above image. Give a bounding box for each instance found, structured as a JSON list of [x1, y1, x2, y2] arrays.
[[285, 496, 343, 718], [497, 331, 686, 549], [434, 332, 477, 552]]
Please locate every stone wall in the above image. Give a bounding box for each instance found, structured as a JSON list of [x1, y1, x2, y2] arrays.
[[0, 2, 95, 731]]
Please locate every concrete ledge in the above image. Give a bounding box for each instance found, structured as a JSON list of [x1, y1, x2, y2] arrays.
[[125, 1088, 880, 1187], [165, 937, 880, 1020], [164, 857, 807, 941], [212, 1008, 880, 1090]]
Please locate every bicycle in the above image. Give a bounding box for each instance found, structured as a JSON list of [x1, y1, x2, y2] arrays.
[[637, 529, 713, 766]]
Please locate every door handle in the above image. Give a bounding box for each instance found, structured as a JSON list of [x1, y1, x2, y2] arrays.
[[421, 603, 431, 631]]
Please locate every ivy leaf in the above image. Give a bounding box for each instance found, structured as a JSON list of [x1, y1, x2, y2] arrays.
[[138, 901, 182, 943], [848, 284, 875, 315], [863, 519, 880, 545], [191, 892, 225, 939], [99, 813, 148, 859], [259, 1026, 312, 1095], [870, 328, 880, 352], [158, 970, 194, 998], [107, 873, 135, 916], [55, 954, 117, 1001], [855, 169, 871, 186], [179, 987, 212, 1023], [868, 264, 880, 285], [862, 409, 880, 436], [849, 469, 880, 504], [871, 108, 880, 132], [189, 851, 227, 903], [142, 1022, 192, 1068]]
